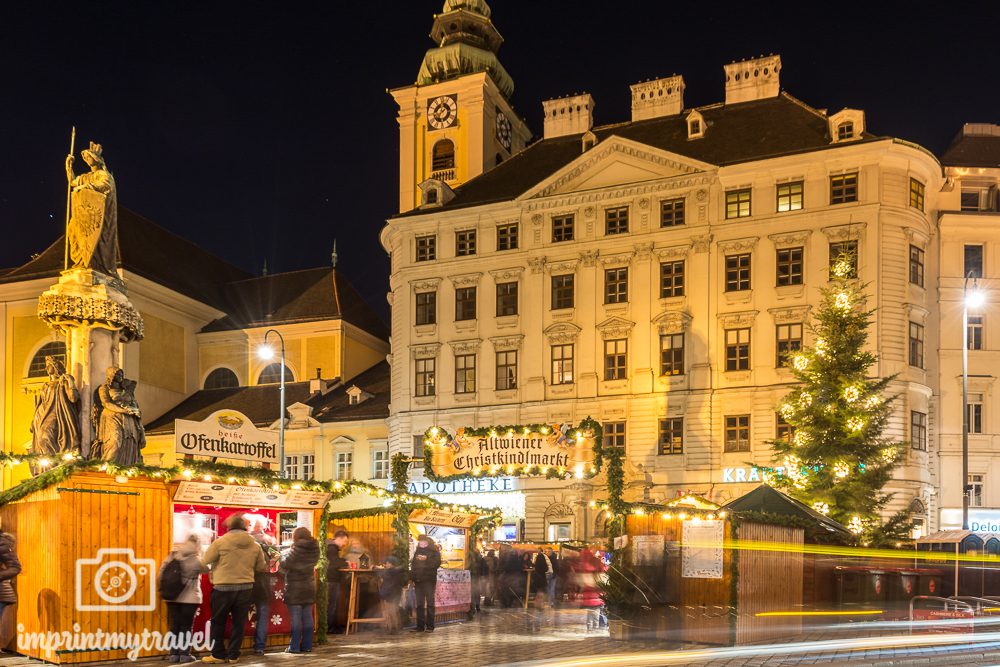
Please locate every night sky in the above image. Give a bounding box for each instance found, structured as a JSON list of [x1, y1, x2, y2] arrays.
[[3, 1, 997, 317]]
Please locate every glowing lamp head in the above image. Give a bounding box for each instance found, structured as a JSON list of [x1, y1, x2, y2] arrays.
[[257, 344, 275, 361], [967, 288, 986, 309]]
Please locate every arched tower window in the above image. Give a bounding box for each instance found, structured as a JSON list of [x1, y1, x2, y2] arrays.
[[258, 363, 294, 385], [432, 139, 456, 172], [28, 341, 67, 378], [204, 367, 239, 390]]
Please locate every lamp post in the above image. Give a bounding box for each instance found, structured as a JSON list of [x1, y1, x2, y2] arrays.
[[258, 329, 286, 478], [962, 274, 985, 530]]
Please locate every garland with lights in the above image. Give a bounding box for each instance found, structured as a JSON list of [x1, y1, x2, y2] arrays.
[[767, 253, 911, 546], [421, 417, 603, 482], [390, 454, 411, 567]]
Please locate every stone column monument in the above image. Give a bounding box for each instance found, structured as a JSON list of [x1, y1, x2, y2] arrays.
[[35, 141, 145, 460]]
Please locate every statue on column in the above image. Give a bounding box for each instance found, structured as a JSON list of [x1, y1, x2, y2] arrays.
[[65, 141, 118, 276], [92, 367, 145, 466], [29, 356, 81, 466]]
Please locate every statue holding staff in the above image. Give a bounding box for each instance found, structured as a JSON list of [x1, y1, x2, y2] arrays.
[[65, 141, 118, 276]]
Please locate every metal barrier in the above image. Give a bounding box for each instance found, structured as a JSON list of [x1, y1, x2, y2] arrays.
[[909, 595, 973, 621], [949, 595, 1000, 613]]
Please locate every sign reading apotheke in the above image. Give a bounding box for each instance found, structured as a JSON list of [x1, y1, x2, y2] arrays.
[[175, 410, 279, 465], [423, 420, 600, 480], [406, 477, 517, 495]]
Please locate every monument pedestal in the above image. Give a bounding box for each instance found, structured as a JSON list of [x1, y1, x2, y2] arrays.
[[37, 269, 144, 452]]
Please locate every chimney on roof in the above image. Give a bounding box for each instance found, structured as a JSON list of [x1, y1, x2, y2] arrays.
[[630, 75, 684, 121], [724, 54, 781, 105], [542, 93, 595, 139]]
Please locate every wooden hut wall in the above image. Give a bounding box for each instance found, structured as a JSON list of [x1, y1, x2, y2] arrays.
[[331, 513, 395, 564], [626, 514, 732, 645], [733, 521, 804, 644]]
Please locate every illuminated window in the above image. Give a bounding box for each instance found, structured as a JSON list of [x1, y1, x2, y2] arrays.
[[335, 452, 353, 481], [285, 455, 315, 481], [551, 344, 574, 385], [551, 274, 574, 310], [908, 322, 924, 368], [455, 286, 476, 321], [552, 214, 574, 242], [725, 328, 751, 371], [605, 207, 629, 235], [415, 235, 436, 262], [660, 260, 685, 297], [455, 229, 477, 256], [27, 341, 67, 378], [415, 291, 436, 325], [204, 367, 239, 390], [455, 354, 476, 394], [371, 449, 389, 479], [496, 282, 518, 316], [829, 241, 858, 278], [909, 245, 924, 287], [725, 415, 751, 453], [909, 178, 925, 211], [968, 316, 984, 351], [830, 172, 858, 204], [911, 411, 927, 451], [604, 267, 628, 304], [603, 422, 626, 450], [415, 358, 436, 397], [604, 339, 627, 380], [497, 223, 518, 251], [660, 198, 685, 227], [658, 418, 683, 455], [725, 253, 751, 291], [776, 323, 803, 367], [776, 247, 803, 286], [258, 363, 293, 384], [725, 188, 752, 219], [495, 351, 517, 390], [776, 413, 795, 443], [660, 333, 684, 376], [776, 181, 803, 212]]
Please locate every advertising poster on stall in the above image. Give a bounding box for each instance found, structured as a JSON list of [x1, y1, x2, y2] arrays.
[[681, 519, 724, 578], [173, 481, 330, 509]]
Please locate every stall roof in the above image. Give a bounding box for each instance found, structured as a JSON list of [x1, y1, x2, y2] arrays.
[[722, 484, 853, 538], [916, 530, 974, 544]]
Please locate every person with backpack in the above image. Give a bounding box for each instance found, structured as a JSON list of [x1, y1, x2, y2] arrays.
[[250, 533, 279, 655], [158, 535, 208, 663], [0, 528, 22, 622], [325, 530, 349, 634], [279, 527, 320, 654]]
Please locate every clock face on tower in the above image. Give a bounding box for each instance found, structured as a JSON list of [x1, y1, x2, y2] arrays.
[[427, 95, 458, 130], [495, 107, 512, 151]]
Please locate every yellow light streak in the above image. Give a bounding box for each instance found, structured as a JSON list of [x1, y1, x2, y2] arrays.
[[755, 610, 883, 617]]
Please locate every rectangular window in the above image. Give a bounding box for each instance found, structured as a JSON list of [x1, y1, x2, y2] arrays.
[[969, 473, 985, 508], [455, 229, 477, 256], [496, 281, 518, 316], [336, 452, 353, 481], [830, 172, 859, 204], [285, 456, 299, 480], [776, 323, 803, 367], [604, 339, 627, 380], [605, 206, 629, 235], [909, 322, 924, 368], [725, 328, 751, 371], [552, 214, 574, 242], [968, 315, 984, 351], [909, 245, 925, 287], [776, 247, 803, 286], [965, 244, 984, 279], [829, 241, 858, 278], [604, 267, 628, 304], [776, 413, 795, 443], [660, 198, 685, 227], [911, 411, 927, 451], [660, 333, 685, 376], [909, 178, 925, 211], [455, 286, 476, 321], [415, 235, 436, 262], [415, 357, 436, 397], [495, 350, 517, 390], [776, 181, 804, 212], [551, 344, 574, 385], [725, 188, 752, 219], [725, 415, 751, 452], [371, 449, 389, 479], [962, 188, 986, 212], [300, 454, 315, 480], [660, 260, 685, 298], [551, 274, 575, 310], [412, 435, 425, 468], [455, 354, 476, 394], [968, 394, 984, 434], [725, 253, 752, 292], [603, 422, 626, 450], [497, 223, 519, 251], [415, 291, 436, 325], [658, 418, 684, 455]]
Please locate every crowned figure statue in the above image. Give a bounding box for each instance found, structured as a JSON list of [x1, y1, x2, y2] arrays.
[[65, 141, 118, 276]]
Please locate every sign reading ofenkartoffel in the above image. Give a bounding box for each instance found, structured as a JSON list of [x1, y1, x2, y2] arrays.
[[175, 410, 279, 465], [173, 481, 330, 510]]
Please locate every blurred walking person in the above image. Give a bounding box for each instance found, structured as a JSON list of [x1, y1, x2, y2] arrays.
[[409, 535, 441, 632], [279, 527, 320, 654]]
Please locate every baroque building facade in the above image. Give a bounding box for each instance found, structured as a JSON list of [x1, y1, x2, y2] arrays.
[[383, 1, 945, 541]]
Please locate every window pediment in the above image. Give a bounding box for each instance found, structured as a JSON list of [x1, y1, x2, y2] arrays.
[[489, 267, 524, 282], [448, 272, 482, 287], [822, 223, 866, 242], [490, 335, 523, 351], [543, 322, 582, 343], [768, 230, 811, 247], [652, 311, 692, 335], [448, 338, 482, 354], [598, 251, 635, 268], [718, 237, 759, 254], [596, 316, 635, 339], [654, 244, 692, 262], [717, 310, 759, 328], [409, 342, 441, 359], [410, 277, 442, 292], [768, 305, 811, 324], [546, 259, 580, 274]]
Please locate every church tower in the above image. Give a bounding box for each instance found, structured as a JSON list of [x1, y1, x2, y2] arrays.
[[391, 0, 531, 213]]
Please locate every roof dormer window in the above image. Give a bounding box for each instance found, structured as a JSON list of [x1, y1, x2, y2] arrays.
[[837, 122, 854, 141], [829, 109, 865, 144], [582, 130, 597, 153], [418, 178, 455, 208], [346, 385, 372, 406], [686, 110, 705, 139]]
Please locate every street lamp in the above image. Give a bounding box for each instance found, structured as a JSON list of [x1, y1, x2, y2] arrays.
[[962, 274, 985, 530], [258, 329, 286, 478]]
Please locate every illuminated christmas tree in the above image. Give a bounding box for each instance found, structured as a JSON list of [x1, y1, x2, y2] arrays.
[[769, 254, 911, 545]]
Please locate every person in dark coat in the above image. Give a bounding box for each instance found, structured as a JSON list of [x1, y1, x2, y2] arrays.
[[279, 527, 320, 654], [498, 544, 522, 608], [484, 549, 498, 606], [250, 533, 278, 655], [545, 548, 560, 605], [468, 548, 486, 614], [325, 530, 349, 634], [409, 535, 441, 632], [529, 549, 549, 604], [158, 535, 208, 663], [0, 530, 21, 621], [376, 556, 405, 633]]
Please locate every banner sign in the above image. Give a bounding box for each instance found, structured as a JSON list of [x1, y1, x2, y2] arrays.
[[405, 477, 517, 495], [173, 481, 330, 510], [175, 410, 279, 465], [409, 507, 479, 529], [423, 420, 600, 480]]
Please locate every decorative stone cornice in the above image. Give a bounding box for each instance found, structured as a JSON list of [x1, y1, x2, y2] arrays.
[[718, 236, 759, 254], [524, 174, 716, 212], [490, 335, 524, 351], [528, 256, 546, 274], [598, 251, 634, 268], [651, 311, 692, 335], [654, 244, 692, 261], [543, 322, 582, 343], [768, 305, 811, 324], [409, 342, 441, 359], [546, 259, 580, 274], [579, 250, 599, 267], [38, 292, 144, 342], [489, 267, 524, 282], [691, 234, 713, 253], [634, 242, 655, 260], [904, 303, 930, 321], [822, 222, 867, 242], [717, 310, 759, 328], [410, 277, 442, 292], [903, 227, 931, 246], [768, 230, 811, 247], [448, 338, 482, 355], [596, 316, 635, 339], [447, 272, 482, 288]]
